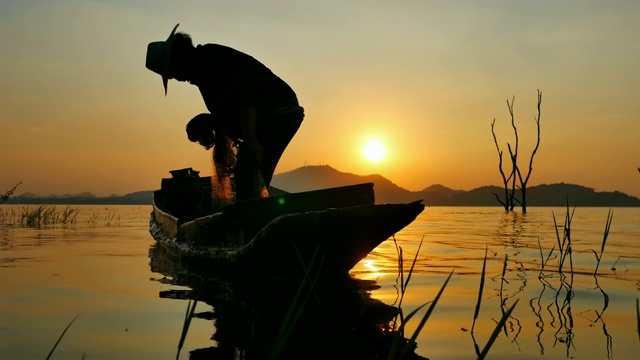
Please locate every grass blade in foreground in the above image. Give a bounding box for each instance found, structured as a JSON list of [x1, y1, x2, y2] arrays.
[[269, 245, 325, 360], [387, 303, 429, 360], [394, 237, 425, 327], [46, 313, 80, 360], [637, 298, 640, 343], [477, 299, 519, 360], [471, 247, 488, 333], [397, 270, 454, 360], [176, 299, 198, 360]]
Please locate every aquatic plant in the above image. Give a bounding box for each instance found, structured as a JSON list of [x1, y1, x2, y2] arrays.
[[104, 211, 120, 226], [477, 300, 519, 360], [537, 236, 555, 279], [527, 203, 621, 358], [391, 236, 424, 330], [552, 201, 575, 277], [471, 247, 488, 334], [45, 313, 80, 360], [499, 254, 509, 306], [467, 247, 522, 360], [637, 298, 640, 343], [0, 207, 19, 225], [387, 270, 453, 360], [18, 205, 80, 226], [85, 213, 99, 224], [176, 300, 198, 360], [590, 209, 614, 276], [389, 237, 519, 360], [269, 245, 326, 360]]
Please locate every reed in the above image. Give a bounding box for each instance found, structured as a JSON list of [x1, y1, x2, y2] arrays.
[[104, 211, 120, 226], [537, 237, 555, 279], [387, 236, 522, 360], [45, 313, 80, 360], [552, 201, 575, 277], [391, 236, 424, 329], [590, 209, 613, 276], [269, 245, 326, 360], [399, 270, 453, 360], [85, 213, 99, 224], [471, 247, 488, 334], [176, 300, 198, 360], [59, 205, 80, 224], [387, 270, 453, 360], [538, 202, 619, 357], [17, 205, 80, 226], [387, 237, 445, 359], [499, 254, 508, 306], [477, 300, 519, 360], [465, 247, 524, 359], [636, 298, 640, 343], [0, 207, 19, 225]]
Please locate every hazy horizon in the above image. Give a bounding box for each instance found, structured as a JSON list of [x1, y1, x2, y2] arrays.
[[2, 1, 639, 198], [8, 164, 640, 199]]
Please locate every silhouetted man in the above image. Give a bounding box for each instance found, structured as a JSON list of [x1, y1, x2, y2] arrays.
[[146, 24, 304, 200]]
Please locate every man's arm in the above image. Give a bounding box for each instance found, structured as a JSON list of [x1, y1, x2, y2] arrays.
[[238, 106, 263, 164]]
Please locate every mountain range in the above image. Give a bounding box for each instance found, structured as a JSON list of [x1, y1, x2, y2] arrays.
[[5, 190, 152, 205], [4, 165, 640, 207], [271, 165, 640, 207]]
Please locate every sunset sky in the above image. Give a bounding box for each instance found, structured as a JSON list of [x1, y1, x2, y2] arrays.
[[1, 1, 639, 198]]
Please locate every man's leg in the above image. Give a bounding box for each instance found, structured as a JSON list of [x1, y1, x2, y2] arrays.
[[234, 156, 267, 200], [258, 108, 304, 187]]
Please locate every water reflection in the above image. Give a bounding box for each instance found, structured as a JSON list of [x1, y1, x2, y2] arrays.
[[465, 257, 616, 359], [412, 207, 629, 359], [148, 243, 427, 359], [2, 205, 636, 359], [591, 276, 613, 359]]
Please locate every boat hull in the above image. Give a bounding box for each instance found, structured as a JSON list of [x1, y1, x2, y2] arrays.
[[149, 178, 424, 276]]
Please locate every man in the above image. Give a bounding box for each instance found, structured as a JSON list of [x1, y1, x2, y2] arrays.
[[146, 24, 304, 200]]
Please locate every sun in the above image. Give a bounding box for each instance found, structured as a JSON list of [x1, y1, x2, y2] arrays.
[[362, 139, 386, 163]]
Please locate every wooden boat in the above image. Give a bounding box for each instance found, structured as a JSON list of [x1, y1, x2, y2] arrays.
[[149, 169, 424, 276]]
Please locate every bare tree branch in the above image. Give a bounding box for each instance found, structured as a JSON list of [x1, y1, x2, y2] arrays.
[[490, 90, 542, 213], [1, 182, 22, 204], [508, 96, 518, 165], [521, 90, 542, 186], [507, 143, 518, 210], [491, 119, 512, 211], [491, 192, 507, 208]]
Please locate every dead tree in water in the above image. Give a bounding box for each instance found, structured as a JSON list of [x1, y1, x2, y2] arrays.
[[491, 118, 516, 211], [515, 90, 542, 213], [490, 90, 542, 213]]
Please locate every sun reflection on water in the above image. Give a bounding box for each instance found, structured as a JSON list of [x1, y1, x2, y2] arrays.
[[351, 206, 640, 359]]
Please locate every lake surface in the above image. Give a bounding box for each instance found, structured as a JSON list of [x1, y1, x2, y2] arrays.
[[1, 205, 639, 359]]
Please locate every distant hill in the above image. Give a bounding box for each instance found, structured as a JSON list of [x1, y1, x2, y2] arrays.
[[4, 165, 639, 206], [5, 191, 153, 205], [271, 165, 417, 203], [271, 165, 640, 207]]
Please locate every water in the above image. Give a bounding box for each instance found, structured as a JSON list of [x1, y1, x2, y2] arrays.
[[1, 205, 639, 359], [353, 207, 640, 359]]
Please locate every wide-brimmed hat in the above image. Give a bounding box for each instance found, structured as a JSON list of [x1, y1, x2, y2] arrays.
[[146, 23, 180, 96]]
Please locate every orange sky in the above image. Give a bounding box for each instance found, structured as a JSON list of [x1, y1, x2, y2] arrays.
[[1, 1, 639, 198]]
